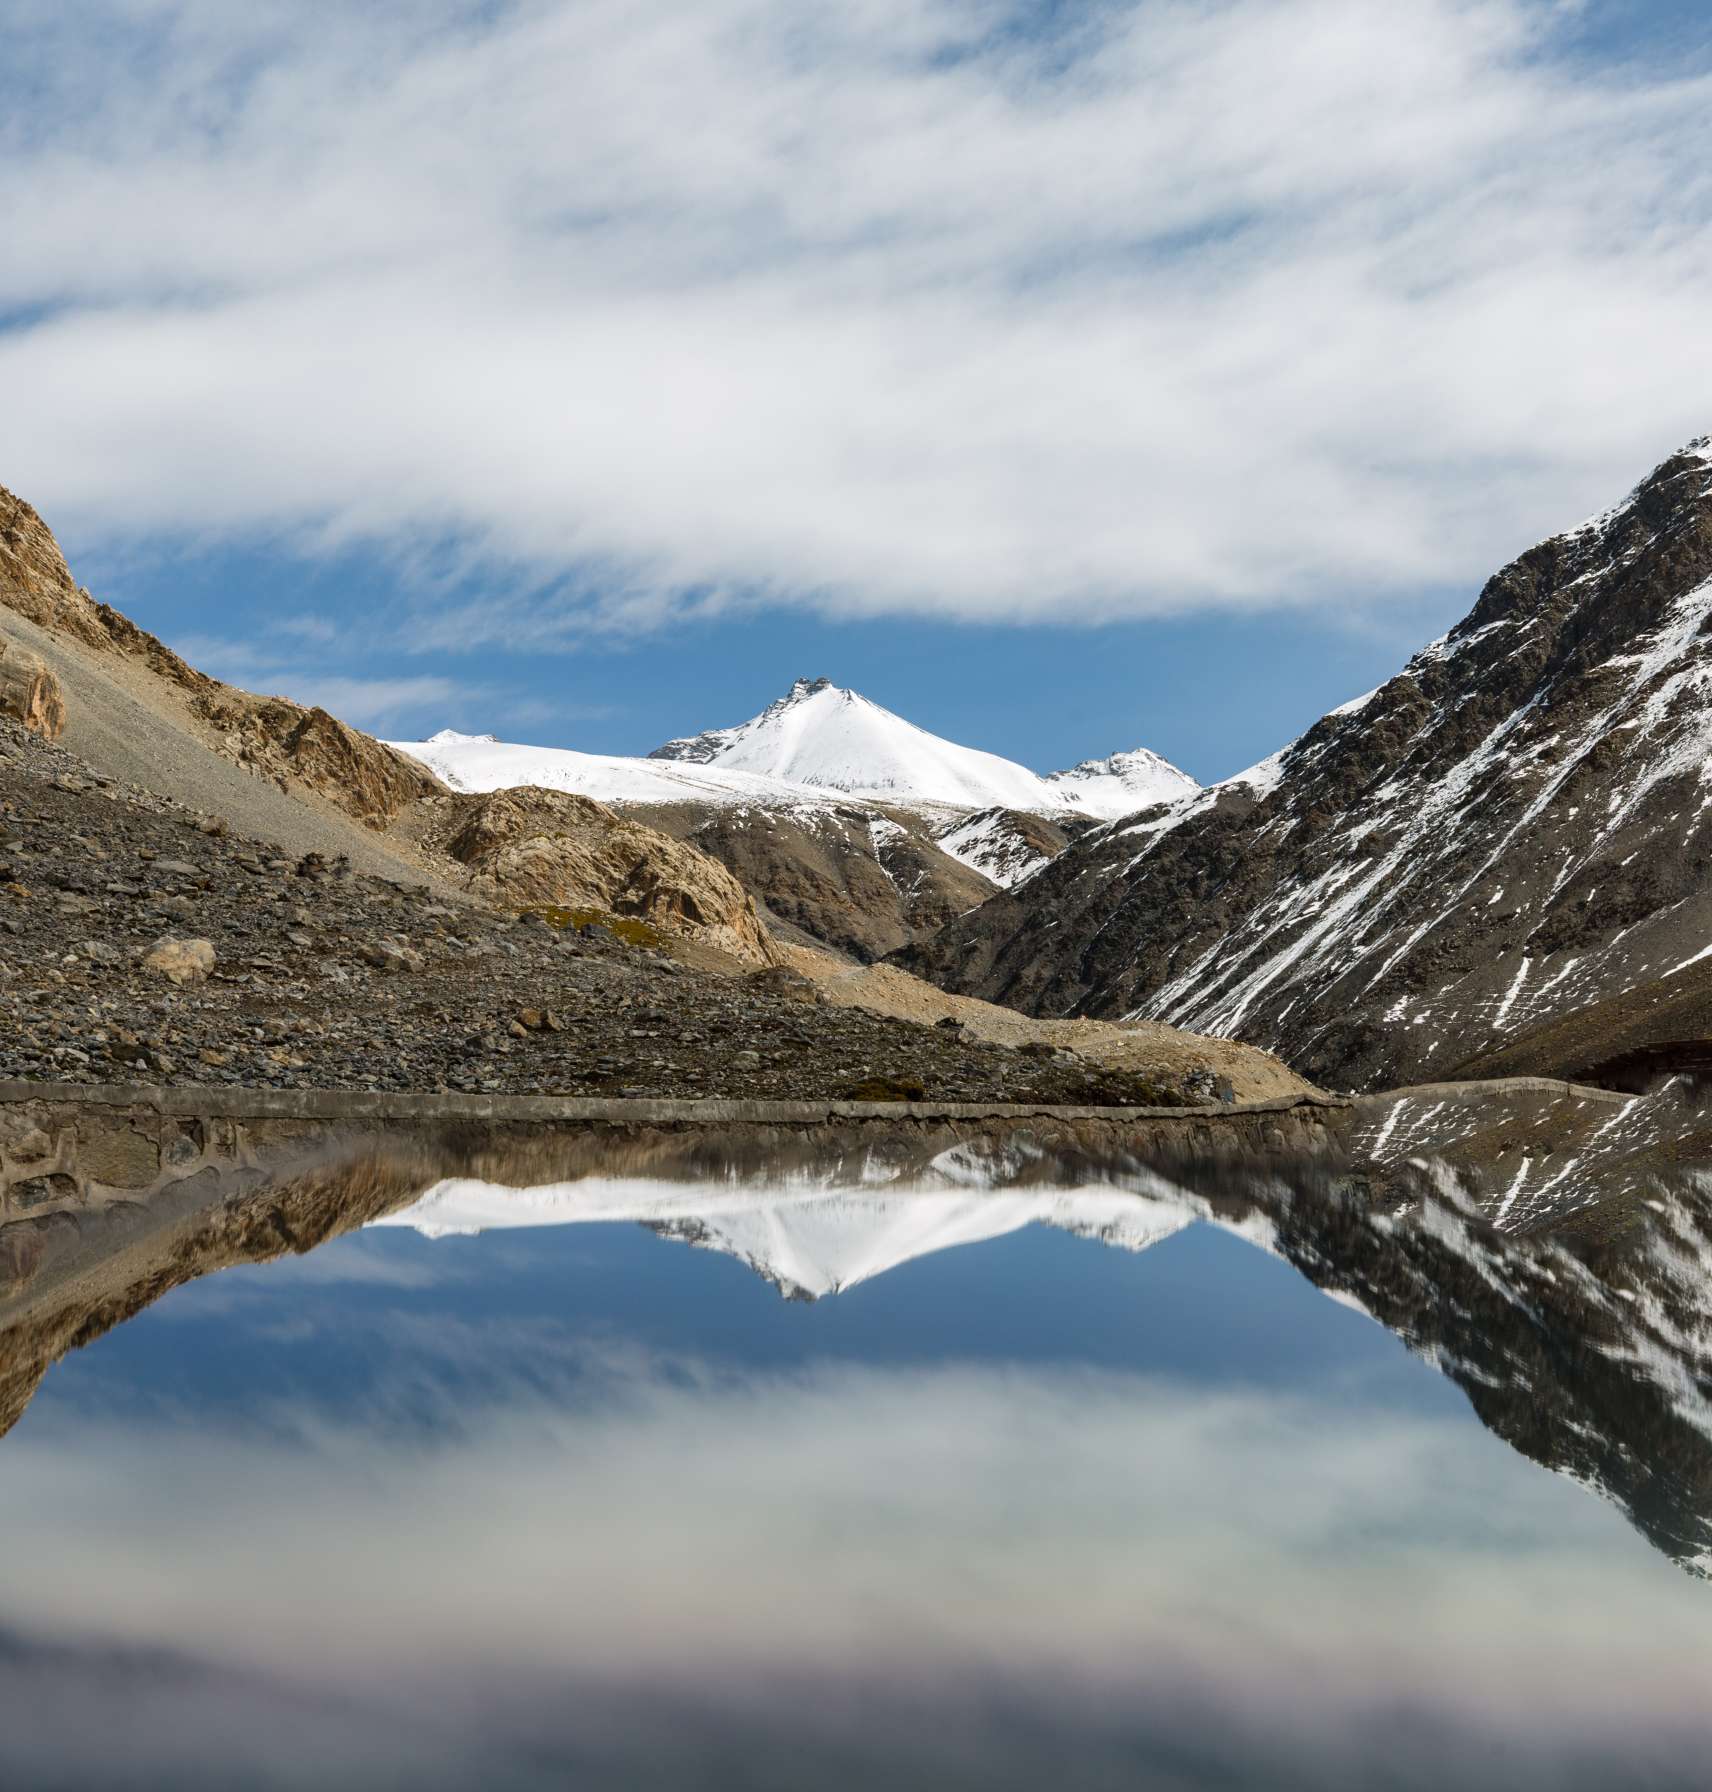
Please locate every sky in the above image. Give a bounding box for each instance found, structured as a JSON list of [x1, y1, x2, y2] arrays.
[[3, 0, 1711, 781]]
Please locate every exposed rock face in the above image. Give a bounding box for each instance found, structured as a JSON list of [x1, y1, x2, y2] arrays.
[[191, 692, 442, 828], [439, 785, 779, 965], [0, 487, 101, 647], [0, 634, 65, 740], [903, 439, 1712, 1091], [681, 803, 994, 961]]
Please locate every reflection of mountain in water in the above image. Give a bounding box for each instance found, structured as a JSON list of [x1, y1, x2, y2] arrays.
[[381, 1145, 1712, 1575], [5, 1127, 1712, 1577], [374, 1168, 1191, 1300]]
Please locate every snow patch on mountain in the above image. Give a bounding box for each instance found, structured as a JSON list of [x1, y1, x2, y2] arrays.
[[394, 728, 838, 812], [936, 810, 1057, 888]]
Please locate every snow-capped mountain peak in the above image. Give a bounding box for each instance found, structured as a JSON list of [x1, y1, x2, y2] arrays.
[[424, 727, 497, 746], [650, 676, 837, 767], [1045, 747, 1199, 814], [648, 677, 1197, 818]]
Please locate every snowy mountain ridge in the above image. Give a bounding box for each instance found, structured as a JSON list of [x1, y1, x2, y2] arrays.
[[650, 675, 1198, 818], [396, 727, 841, 814], [394, 678, 1196, 828]]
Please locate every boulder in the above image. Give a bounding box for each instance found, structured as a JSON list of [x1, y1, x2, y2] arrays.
[[745, 965, 820, 1004], [141, 937, 216, 985], [363, 940, 425, 974]]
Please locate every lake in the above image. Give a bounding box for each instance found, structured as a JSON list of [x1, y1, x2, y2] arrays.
[[2, 1151, 1710, 1789]]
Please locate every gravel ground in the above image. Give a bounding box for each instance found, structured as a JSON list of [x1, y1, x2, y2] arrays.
[[784, 949, 1315, 1101], [0, 719, 1214, 1106]]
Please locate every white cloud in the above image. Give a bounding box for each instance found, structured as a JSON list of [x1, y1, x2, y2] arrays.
[[0, 0, 1708, 633], [10, 1356, 1709, 1733]]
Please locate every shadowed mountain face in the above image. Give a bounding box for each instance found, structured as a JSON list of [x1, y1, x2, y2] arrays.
[[901, 440, 1712, 1092], [7, 1116, 1712, 1577]]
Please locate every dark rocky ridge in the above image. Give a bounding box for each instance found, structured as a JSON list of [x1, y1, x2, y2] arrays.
[[902, 439, 1712, 1090], [658, 799, 995, 961]]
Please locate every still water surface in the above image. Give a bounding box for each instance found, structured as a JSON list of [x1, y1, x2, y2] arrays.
[[3, 1176, 1710, 1789]]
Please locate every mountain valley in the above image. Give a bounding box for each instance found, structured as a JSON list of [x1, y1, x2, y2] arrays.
[[9, 438, 1712, 1121], [0, 483, 1297, 1107]]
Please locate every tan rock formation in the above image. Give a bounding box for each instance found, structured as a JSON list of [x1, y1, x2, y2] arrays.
[[440, 785, 778, 965], [0, 486, 100, 646], [191, 691, 442, 827], [0, 633, 65, 739]]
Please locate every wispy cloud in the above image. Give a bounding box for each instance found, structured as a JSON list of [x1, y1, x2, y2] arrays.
[[1, 1, 1708, 633], [169, 631, 477, 728]]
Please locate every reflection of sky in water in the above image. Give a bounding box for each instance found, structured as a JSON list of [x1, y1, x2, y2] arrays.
[[3, 1205, 1711, 1789]]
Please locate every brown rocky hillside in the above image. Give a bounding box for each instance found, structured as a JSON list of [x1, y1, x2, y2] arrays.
[[0, 484, 773, 962]]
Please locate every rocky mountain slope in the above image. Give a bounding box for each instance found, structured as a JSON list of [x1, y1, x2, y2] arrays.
[[903, 438, 1712, 1091], [2, 712, 1273, 1104], [0, 475, 1310, 1104], [0, 486, 772, 962]]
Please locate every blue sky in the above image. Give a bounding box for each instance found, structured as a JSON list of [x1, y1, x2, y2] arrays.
[[5, 1, 1711, 781]]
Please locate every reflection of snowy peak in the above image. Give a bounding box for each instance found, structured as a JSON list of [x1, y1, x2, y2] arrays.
[[369, 1140, 1712, 1575], [376, 1179, 1191, 1301]]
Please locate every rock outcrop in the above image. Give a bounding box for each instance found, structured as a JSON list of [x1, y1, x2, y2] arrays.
[[0, 486, 99, 646], [438, 785, 779, 966], [191, 691, 443, 828], [0, 634, 65, 740]]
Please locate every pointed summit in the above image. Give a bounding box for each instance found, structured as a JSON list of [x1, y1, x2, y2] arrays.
[[649, 678, 1196, 815]]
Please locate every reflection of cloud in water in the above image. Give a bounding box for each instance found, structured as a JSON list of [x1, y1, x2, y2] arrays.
[[3, 1356, 1709, 1791]]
